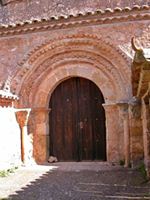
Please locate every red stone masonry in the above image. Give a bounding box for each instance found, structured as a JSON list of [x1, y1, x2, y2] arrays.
[[0, 5, 149, 37], [0, 90, 18, 107], [0, 0, 149, 24]]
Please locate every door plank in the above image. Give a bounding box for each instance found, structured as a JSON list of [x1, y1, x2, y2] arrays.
[[77, 78, 93, 160], [90, 81, 106, 160]]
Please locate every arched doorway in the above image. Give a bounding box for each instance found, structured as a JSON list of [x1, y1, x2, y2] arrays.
[[49, 77, 106, 161]]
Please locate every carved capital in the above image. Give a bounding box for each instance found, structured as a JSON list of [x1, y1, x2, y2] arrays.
[[128, 97, 141, 119], [102, 103, 118, 113], [31, 107, 51, 124], [117, 102, 129, 119], [129, 104, 141, 119], [16, 109, 31, 127]]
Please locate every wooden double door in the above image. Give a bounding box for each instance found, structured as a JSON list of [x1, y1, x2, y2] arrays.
[[49, 77, 106, 161]]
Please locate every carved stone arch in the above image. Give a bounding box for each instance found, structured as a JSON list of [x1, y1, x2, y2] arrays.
[[19, 52, 128, 108], [30, 63, 117, 107], [11, 34, 131, 99]]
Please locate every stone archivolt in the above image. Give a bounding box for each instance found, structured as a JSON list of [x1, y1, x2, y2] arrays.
[[22, 53, 120, 97], [17, 34, 130, 68], [11, 34, 131, 106]]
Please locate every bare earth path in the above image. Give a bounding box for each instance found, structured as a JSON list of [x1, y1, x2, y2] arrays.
[[0, 162, 150, 200]]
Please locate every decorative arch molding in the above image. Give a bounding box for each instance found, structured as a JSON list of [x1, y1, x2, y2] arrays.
[[20, 53, 127, 106], [11, 34, 130, 102], [30, 63, 117, 107]]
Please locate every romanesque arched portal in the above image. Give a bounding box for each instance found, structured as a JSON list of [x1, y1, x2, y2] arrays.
[[11, 34, 131, 163]]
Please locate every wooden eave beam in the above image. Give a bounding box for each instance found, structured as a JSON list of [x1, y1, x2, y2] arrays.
[[132, 62, 141, 96], [137, 62, 150, 98]]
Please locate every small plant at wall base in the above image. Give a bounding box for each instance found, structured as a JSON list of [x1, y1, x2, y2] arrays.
[[119, 160, 132, 168], [0, 166, 18, 178], [138, 163, 148, 181], [0, 170, 9, 177], [119, 159, 125, 166]]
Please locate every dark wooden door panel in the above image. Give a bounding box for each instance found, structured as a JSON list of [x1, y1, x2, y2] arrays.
[[77, 78, 93, 160], [50, 79, 77, 161], [89, 81, 106, 160], [62, 79, 78, 161], [49, 77, 106, 161]]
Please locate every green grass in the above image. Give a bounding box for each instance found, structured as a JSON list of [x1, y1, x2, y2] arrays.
[[0, 166, 18, 178]]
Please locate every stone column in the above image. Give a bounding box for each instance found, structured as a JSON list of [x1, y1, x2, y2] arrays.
[[32, 107, 51, 163], [16, 109, 31, 164], [103, 103, 122, 163], [118, 103, 130, 167], [128, 98, 143, 167], [142, 98, 150, 177]]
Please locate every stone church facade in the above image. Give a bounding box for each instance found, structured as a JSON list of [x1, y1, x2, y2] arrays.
[[0, 0, 149, 176]]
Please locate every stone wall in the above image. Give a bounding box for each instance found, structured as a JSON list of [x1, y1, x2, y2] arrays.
[[129, 102, 144, 167], [0, 0, 149, 24]]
